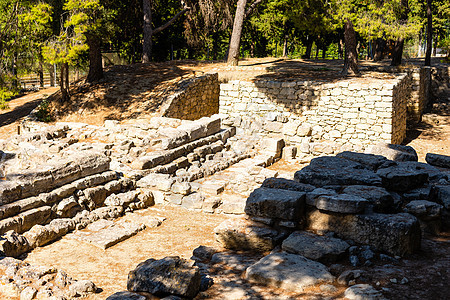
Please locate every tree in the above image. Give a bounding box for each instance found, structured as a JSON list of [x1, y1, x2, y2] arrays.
[[227, 0, 263, 66], [0, 0, 52, 107], [425, 0, 432, 66], [142, 0, 190, 63]]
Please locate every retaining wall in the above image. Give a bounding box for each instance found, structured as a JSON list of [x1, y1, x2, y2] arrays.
[[219, 73, 412, 150], [161, 73, 220, 120]]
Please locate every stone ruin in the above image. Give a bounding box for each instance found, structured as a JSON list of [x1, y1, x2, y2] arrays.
[[0, 65, 448, 299]]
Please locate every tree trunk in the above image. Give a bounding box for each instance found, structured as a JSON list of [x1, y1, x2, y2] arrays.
[[425, 0, 432, 66], [432, 33, 437, 56], [38, 62, 44, 88], [49, 65, 55, 87], [142, 0, 153, 63], [342, 19, 359, 76], [338, 39, 343, 59], [390, 38, 404, 66], [282, 35, 288, 57], [373, 38, 386, 61], [86, 34, 104, 83], [303, 37, 313, 59], [60, 63, 69, 102], [227, 0, 247, 66], [315, 44, 319, 59]]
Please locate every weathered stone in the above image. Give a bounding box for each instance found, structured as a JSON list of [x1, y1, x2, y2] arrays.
[[282, 146, 297, 160], [160, 128, 190, 150], [49, 218, 76, 236], [377, 165, 428, 192], [294, 156, 382, 187], [366, 143, 418, 162], [68, 280, 97, 297], [202, 197, 222, 213], [104, 191, 139, 207], [181, 192, 204, 210], [127, 256, 201, 298], [106, 291, 147, 300], [336, 151, 388, 170], [245, 187, 305, 221], [398, 161, 446, 181], [136, 173, 171, 188], [261, 177, 315, 193], [0, 230, 30, 257], [261, 138, 285, 158], [426, 153, 450, 169], [404, 200, 443, 220], [0, 206, 52, 235], [171, 182, 191, 195], [90, 206, 124, 220], [56, 196, 81, 218], [156, 178, 175, 192], [307, 209, 421, 256], [83, 186, 108, 206], [68, 219, 145, 249], [0, 181, 22, 204], [20, 286, 37, 300], [214, 217, 286, 251], [314, 194, 369, 214], [219, 194, 246, 214], [344, 284, 386, 300], [306, 188, 338, 206], [282, 231, 349, 263], [131, 154, 165, 170], [342, 185, 395, 213], [23, 225, 58, 248], [245, 252, 334, 293], [430, 185, 450, 209]]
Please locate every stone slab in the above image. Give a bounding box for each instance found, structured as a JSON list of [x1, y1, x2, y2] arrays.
[[282, 231, 349, 263], [245, 252, 335, 293], [245, 187, 305, 221], [67, 219, 145, 249]]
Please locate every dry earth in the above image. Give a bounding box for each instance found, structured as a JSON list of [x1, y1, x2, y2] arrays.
[[0, 58, 449, 299]]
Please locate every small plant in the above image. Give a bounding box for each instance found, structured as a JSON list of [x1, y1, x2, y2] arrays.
[[35, 98, 53, 122], [0, 88, 17, 110]]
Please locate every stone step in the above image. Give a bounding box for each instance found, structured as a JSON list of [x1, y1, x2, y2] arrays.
[[0, 153, 111, 204], [131, 127, 235, 171]]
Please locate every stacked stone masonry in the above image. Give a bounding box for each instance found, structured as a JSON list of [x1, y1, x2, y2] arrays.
[[162, 73, 220, 120], [220, 74, 413, 149]]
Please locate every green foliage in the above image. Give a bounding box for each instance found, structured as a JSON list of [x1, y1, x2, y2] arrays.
[[35, 98, 53, 122]]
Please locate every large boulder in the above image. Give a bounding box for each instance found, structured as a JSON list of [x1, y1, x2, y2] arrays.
[[261, 177, 315, 192], [366, 143, 418, 162], [282, 231, 349, 263], [314, 194, 369, 214], [294, 157, 382, 187], [377, 165, 428, 192], [245, 252, 334, 293], [214, 217, 287, 251], [426, 153, 450, 169], [341, 185, 395, 213], [336, 151, 388, 171], [307, 210, 421, 256], [127, 256, 201, 298], [344, 284, 387, 300], [245, 188, 305, 221]]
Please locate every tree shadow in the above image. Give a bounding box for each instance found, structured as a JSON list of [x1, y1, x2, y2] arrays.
[[0, 99, 42, 128], [50, 63, 191, 121]]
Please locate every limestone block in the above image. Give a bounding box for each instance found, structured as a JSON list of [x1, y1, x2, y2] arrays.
[[307, 209, 421, 256], [336, 151, 387, 171], [404, 200, 443, 220], [214, 217, 287, 251], [261, 178, 315, 193], [131, 154, 165, 170], [245, 252, 334, 293], [0, 230, 30, 258], [314, 194, 369, 214], [245, 187, 305, 221], [366, 143, 418, 162], [377, 165, 428, 192], [426, 153, 450, 169], [127, 256, 201, 298], [181, 192, 204, 210], [282, 231, 349, 263], [83, 186, 108, 206]]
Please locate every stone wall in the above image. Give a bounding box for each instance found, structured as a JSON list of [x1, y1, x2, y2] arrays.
[[161, 73, 220, 120], [219, 73, 411, 152], [407, 67, 431, 125]]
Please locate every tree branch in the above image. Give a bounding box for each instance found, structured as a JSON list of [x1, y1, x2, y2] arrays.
[[153, 7, 191, 35], [245, 0, 263, 18]]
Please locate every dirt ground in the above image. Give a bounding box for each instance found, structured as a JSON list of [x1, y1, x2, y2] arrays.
[[1, 58, 449, 299]]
